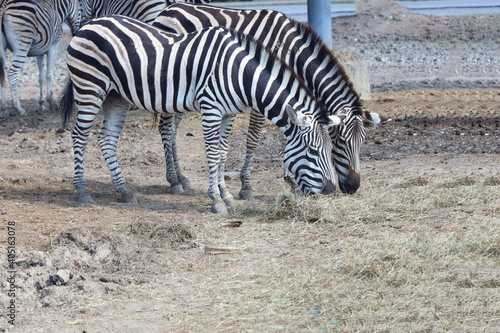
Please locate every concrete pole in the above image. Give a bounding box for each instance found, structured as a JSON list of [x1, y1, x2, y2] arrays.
[[307, 0, 333, 49]]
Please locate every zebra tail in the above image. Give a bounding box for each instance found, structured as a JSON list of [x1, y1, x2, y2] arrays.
[[59, 78, 75, 128]]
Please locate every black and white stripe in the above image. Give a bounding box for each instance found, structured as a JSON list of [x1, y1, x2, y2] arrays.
[[59, 16, 339, 214], [79, 0, 210, 25], [0, 0, 81, 116], [152, 2, 388, 197]]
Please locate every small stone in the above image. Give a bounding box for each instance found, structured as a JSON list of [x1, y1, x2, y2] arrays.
[[50, 269, 72, 286], [94, 243, 112, 261], [27, 251, 46, 267]]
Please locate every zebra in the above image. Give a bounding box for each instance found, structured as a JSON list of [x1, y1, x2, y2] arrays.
[[0, 0, 81, 117], [151, 2, 390, 199], [79, 0, 210, 25], [58, 15, 341, 214]]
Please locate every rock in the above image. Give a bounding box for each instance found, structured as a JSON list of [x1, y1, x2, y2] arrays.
[[85, 240, 112, 261], [332, 50, 371, 100], [27, 251, 46, 267], [94, 243, 112, 261], [49, 269, 72, 286]]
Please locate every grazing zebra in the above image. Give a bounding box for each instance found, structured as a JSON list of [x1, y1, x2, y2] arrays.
[[151, 2, 390, 198], [59, 16, 341, 214], [79, 0, 210, 25], [0, 0, 81, 117]]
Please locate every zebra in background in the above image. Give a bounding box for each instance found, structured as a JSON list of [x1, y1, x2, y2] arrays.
[[151, 2, 390, 198], [0, 0, 81, 117], [0, 0, 208, 117], [59, 16, 341, 214], [79, 0, 210, 25]]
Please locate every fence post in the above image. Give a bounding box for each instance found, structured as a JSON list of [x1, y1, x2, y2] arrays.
[[307, 0, 333, 49]]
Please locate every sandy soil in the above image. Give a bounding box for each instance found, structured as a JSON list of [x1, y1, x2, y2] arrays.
[[0, 1, 499, 331]]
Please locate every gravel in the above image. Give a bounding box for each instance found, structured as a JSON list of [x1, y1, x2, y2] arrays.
[[331, 11, 500, 91]]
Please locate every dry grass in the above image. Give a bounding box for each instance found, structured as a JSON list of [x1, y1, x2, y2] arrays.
[[2, 107, 498, 331], [263, 171, 500, 225], [39, 160, 497, 332], [79, 161, 498, 331], [187, 165, 500, 331], [4, 163, 500, 331]]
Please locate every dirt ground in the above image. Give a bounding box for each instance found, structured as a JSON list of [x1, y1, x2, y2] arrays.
[[1, 1, 499, 332]]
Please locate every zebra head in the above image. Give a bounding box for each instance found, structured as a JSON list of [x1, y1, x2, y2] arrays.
[[330, 107, 389, 194], [283, 105, 342, 196]]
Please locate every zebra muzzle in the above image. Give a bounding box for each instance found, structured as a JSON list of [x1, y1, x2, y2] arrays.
[[322, 179, 336, 195], [339, 169, 360, 194]]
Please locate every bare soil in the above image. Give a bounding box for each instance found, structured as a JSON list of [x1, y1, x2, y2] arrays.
[[1, 2, 499, 331]]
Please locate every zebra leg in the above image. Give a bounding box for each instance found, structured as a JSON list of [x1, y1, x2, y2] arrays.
[[239, 109, 265, 200], [72, 101, 102, 203], [8, 50, 29, 116], [45, 45, 58, 110], [98, 93, 137, 203], [0, 29, 9, 118], [172, 113, 192, 190], [0, 85, 7, 117], [201, 112, 227, 214], [36, 55, 46, 112], [0, 48, 7, 117], [159, 113, 184, 194], [217, 114, 236, 206]]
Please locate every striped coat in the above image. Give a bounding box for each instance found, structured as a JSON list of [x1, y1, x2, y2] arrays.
[[59, 16, 340, 213], [152, 2, 389, 198], [0, 0, 81, 116]]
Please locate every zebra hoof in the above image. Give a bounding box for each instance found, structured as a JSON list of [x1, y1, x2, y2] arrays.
[[239, 189, 254, 201], [211, 202, 228, 214], [180, 179, 193, 191], [223, 195, 236, 206], [76, 193, 94, 203], [48, 100, 57, 111], [121, 192, 138, 204], [170, 184, 184, 195]]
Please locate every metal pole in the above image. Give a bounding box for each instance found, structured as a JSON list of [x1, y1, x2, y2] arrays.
[[307, 0, 333, 49]]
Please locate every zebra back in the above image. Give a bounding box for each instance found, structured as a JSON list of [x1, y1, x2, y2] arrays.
[[65, 16, 332, 127], [80, 0, 211, 25], [153, 2, 362, 115]]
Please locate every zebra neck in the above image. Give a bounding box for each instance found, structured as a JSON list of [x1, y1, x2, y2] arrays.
[[283, 24, 362, 115]]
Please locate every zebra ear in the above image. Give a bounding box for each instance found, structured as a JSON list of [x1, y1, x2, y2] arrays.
[[286, 105, 311, 127], [362, 109, 391, 123], [327, 115, 344, 127]]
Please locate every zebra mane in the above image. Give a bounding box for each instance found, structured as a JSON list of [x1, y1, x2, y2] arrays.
[[228, 28, 331, 124], [290, 18, 364, 116]]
